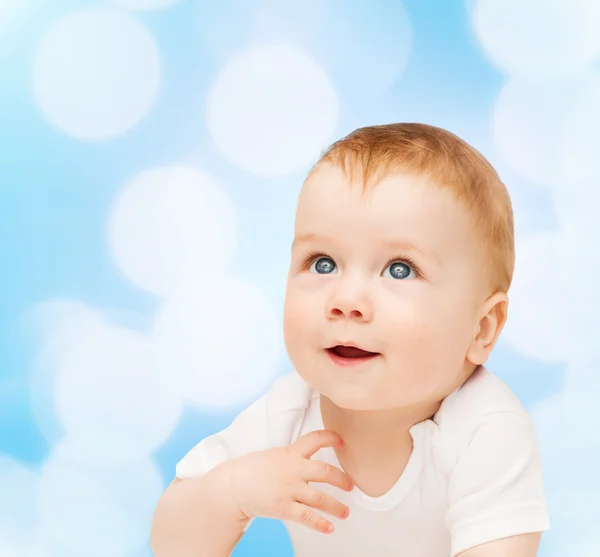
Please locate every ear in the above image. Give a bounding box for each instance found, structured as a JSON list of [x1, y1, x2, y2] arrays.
[[466, 291, 509, 366]]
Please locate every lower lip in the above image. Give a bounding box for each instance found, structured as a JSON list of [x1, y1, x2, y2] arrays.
[[326, 350, 380, 368]]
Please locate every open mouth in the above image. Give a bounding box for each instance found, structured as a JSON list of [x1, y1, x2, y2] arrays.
[[326, 345, 380, 366]]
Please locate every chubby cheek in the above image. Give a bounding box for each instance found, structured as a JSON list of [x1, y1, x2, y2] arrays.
[[283, 291, 316, 364], [382, 300, 470, 395]]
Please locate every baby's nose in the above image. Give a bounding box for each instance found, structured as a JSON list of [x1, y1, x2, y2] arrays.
[[326, 292, 373, 322], [328, 306, 365, 319]]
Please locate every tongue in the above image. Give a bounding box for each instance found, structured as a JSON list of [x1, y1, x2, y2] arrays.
[[333, 346, 377, 358]]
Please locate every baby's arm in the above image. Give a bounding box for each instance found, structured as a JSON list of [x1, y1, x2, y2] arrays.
[[456, 532, 542, 557], [149, 394, 269, 557], [150, 460, 248, 557], [149, 372, 347, 556]]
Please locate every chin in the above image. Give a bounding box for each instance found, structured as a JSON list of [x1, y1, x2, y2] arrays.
[[319, 384, 391, 411]]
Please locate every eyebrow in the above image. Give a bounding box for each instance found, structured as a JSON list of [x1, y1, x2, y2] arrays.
[[292, 233, 441, 263]]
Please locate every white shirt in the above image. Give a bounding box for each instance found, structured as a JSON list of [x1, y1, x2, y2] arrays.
[[176, 366, 550, 556]]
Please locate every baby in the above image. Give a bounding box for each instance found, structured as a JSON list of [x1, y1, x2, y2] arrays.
[[150, 123, 549, 557]]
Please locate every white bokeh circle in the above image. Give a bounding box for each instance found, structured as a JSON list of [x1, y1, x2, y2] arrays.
[[545, 486, 600, 534], [540, 528, 600, 557], [250, 0, 413, 96], [108, 0, 181, 10], [27, 300, 107, 446], [503, 208, 600, 362], [570, 539, 600, 557], [197, 0, 412, 96], [0, 458, 40, 555], [0, 0, 18, 19], [54, 325, 183, 463], [316, 0, 413, 96], [472, 0, 600, 77], [153, 276, 282, 408], [206, 45, 339, 176], [531, 394, 600, 487], [531, 394, 600, 557], [503, 232, 569, 362], [561, 78, 600, 185], [24, 299, 105, 344], [553, 179, 600, 229], [0, 538, 18, 557], [491, 75, 597, 189], [563, 348, 600, 441], [38, 445, 163, 557], [108, 165, 238, 296], [32, 7, 161, 139]]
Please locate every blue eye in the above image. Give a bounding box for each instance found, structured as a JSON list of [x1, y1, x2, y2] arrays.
[[383, 261, 415, 280], [310, 257, 337, 274]]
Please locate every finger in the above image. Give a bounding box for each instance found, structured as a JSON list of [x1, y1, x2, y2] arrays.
[[289, 502, 335, 534], [291, 430, 344, 459], [304, 459, 354, 492], [296, 484, 350, 520]]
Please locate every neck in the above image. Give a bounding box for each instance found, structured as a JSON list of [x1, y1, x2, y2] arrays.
[[319, 395, 441, 450]]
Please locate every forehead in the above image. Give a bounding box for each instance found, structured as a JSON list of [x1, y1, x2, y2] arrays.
[[296, 165, 478, 259]]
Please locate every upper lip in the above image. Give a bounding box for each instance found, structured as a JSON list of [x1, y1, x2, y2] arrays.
[[327, 341, 379, 353]]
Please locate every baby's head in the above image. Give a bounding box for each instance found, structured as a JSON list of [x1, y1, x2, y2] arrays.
[[283, 123, 514, 412]]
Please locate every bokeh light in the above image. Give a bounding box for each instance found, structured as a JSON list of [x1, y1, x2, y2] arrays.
[[27, 300, 107, 446], [561, 78, 600, 185], [32, 7, 161, 139], [197, 0, 412, 97], [108, 165, 238, 296], [503, 206, 600, 362], [107, 0, 182, 10], [206, 45, 339, 176], [153, 276, 283, 408], [38, 445, 163, 557], [53, 325, 183, 464], [472, 0, 600, 77], [491, 74, 595, 189], [0, 458, 39, 556]]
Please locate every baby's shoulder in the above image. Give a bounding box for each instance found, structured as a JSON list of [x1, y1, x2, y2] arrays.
[[175, 371, 314, 480], [264, 370, 316, 446], [427, 367, 535, 472], [433, 366, 529, 435]]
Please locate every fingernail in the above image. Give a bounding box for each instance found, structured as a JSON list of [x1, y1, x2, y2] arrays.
[[343, 508, 350, 518], [327, 524, 334, 533]]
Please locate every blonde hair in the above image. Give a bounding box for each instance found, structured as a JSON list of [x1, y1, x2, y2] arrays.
[[312, 123, 515, 294]]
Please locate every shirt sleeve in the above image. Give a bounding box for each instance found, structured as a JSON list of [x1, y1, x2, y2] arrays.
[[175, 394, 270, 481], [445, 411, 550, 556]]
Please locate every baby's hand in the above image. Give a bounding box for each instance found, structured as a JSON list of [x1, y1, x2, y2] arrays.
[[230, 430, 354, 534]]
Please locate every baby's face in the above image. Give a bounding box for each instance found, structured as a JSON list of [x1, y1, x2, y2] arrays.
[[283, 164, 489, 411]]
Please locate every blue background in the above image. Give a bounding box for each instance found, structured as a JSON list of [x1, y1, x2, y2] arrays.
[[1, 0, 598, 556]]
